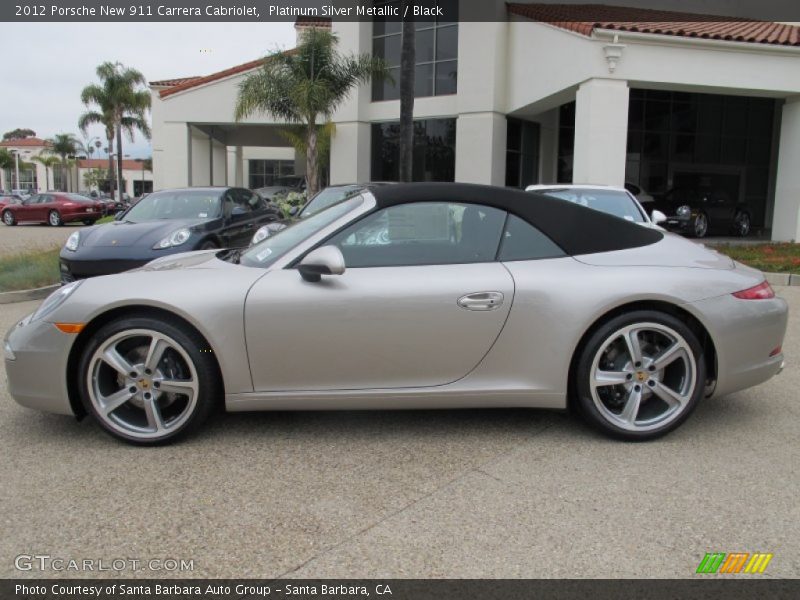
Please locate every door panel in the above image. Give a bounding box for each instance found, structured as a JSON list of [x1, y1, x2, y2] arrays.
[[245, 263, 514, 391]]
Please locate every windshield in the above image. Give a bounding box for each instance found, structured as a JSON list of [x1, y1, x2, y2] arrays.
[[299, 185, 363, 218], [241, 195, 364, 268], [123, 190, 222, 223], [539, 189, 645, 223]]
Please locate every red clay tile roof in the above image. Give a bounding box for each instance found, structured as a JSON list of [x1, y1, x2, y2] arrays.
[[507, 3, 800, 47], [159, 57, 266, 98], [150, 76, 201, 87], [78, 158, 149, 170], [0, 137, 51, 148], [295, 17, 332, 28]]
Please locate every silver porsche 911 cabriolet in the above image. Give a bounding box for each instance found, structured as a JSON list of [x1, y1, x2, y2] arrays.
[[4, 183, 787, 444]]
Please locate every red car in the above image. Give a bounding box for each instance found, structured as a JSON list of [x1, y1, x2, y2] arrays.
[[2, 193, 105, 226]]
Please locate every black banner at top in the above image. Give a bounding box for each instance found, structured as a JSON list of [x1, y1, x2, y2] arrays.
[[2, 0, 800, 23]]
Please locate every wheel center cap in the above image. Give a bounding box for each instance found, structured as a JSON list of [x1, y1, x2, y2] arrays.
[[635, 371, 648, 383], [139, 378, 150, 390]]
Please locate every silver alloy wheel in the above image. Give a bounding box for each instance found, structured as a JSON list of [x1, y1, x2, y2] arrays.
[[735, 212, 750, 236], [693, 213, 708, 237], [3, 211, 13, 225], [86, 328, 199, 440], [589, 322, 697, 432], [49, 211, 60, 226]]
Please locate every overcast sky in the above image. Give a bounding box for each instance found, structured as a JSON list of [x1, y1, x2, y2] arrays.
[[0, 23, 296, 158]]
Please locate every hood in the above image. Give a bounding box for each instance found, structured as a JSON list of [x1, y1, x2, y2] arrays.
[[136, 249, 225, 271], [79, 218, 209, 248], [575, 232, 735, 270]]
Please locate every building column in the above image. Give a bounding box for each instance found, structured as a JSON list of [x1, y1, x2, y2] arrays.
[[234, 146, 243, 186], [455, 112, 507, 185], [572, 78, 629, 186], [772, 97, 800, 242], [330, 122, 370, 184]]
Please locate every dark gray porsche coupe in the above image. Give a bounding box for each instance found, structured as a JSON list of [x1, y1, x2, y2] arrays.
[[59, 187, 281, 282]]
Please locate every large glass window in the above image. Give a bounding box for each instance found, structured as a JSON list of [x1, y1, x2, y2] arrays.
[[328, 202, 505, 267], [557, 91, 776, 227], [371, 118, 456, 182], [506, 119, 540, 188], [248, 159, 295, 189], [372, 1, 458, 101]]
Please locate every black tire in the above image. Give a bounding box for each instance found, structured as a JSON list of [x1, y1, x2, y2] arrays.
[[83, 219, 97, 226], [78, 316, 221, 445], [2, 210, 16, 226], [48, 210, 63, 227], [690, 212, 708, 238], [733, 211, 751, 237], [199, 240, 219, 251], [573, 310, 706, 441]]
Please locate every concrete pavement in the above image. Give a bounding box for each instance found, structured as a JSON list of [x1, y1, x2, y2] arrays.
[[0, 289, 797, 579]]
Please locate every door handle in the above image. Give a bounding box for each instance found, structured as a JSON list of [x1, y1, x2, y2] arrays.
[[457, 291, 504, 311]]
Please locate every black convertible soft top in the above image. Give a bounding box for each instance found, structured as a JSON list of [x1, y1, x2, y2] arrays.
[[369, 182, 663, 256]]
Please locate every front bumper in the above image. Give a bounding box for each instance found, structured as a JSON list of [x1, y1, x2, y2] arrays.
[[663, 216, 693, 233], [4, 314, 75, 415]]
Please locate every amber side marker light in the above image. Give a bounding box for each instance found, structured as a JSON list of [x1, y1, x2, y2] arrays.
[[770, 345, 782, 357], [732, 281, 775, 300], [54, 323, 85, 334]]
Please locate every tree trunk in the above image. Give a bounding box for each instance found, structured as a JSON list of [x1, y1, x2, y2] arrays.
[[107, 131, 114, 195], [116, 125, 124, 202], [306, 123, 319, 198], [398, 7, 416, 182]]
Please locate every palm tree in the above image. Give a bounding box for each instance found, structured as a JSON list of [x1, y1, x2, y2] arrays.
[[47, 133, 79, 191], [399, 2, 416, 182], [0, 149, 14, 189], [32, 154, 61, 191], [279, 122, 335, 187], [79, 62, 151, 202], [235, 27, 390, 197]]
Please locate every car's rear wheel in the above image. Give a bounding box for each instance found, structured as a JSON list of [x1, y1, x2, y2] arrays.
[[574, 311, 706, 440], [691, 213, 708, 238], [733, 211, 751, 237], [83, 219, 96, 226], [2, 210, 16, 226], [78, 317, 220, 445], [48, 210, 63, 226]]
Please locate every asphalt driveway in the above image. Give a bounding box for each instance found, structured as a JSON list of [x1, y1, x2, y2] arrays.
[[1, 288, 798, 579]]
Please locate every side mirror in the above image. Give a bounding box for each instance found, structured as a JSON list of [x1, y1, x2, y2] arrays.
[[651, 210, 667, 225], [288, 205, 299, 216], [298, 245, 345, 282], [114, 210, 126, 221]]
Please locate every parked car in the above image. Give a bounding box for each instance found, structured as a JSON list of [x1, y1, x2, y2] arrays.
[[0, 193, 24, 210], [6, 183, 786, 445], [653, 187, 752, 238], [525, 184, 666, 228], [2, 193, 104, 226], [253, 176, 306, 201], [624, 181, 656, 205], [59, 186, 282, 282], [250, 183, 394, 245], [98, 197, 127, 215]]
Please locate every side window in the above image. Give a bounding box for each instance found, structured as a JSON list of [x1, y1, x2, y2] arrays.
[[328, 202, 506, 268], [497, 214, 565, 262]]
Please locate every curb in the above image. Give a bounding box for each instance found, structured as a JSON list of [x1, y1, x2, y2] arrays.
[[764, 272, 800, 287], [0, 284, 59, 305]]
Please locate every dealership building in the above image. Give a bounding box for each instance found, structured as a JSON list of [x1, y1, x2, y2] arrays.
[[150, 3, 800, 240]]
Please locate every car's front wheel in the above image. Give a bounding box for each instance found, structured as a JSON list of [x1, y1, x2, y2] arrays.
[[78, 316, 220, 445], [574, 311, 706, 440], [2, 210, 16, 226], [733, 211, 751, 237], [691, 212, 708, 238]]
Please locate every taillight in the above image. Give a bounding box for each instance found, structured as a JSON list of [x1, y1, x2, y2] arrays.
[[732, 281, 775, 300]]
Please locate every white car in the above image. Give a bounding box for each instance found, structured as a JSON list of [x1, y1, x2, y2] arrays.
[[525, 184, 666, 228]]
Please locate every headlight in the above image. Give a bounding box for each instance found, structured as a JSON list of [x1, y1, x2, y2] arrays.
[[676, 205, 691, 217], [154, 228, 191, 249], [31, 280, 83, 322], [251, 225, 270, 246], [65, 231, 80, 251]]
